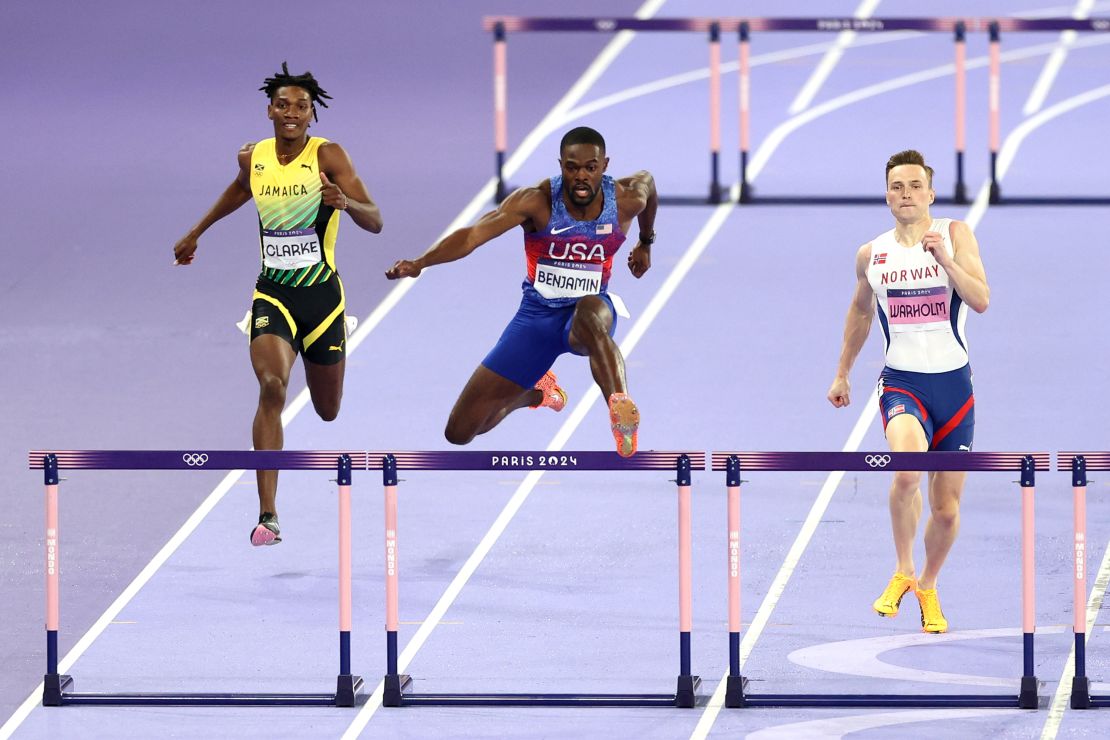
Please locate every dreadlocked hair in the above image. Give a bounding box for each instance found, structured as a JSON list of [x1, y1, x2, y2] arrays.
[[259, 61, 332, 121]]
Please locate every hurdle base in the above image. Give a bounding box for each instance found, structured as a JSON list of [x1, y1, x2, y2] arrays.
[[1019, 675, 1039, 709], [735, 693, 1025, 708], [46, 691, 349, 706], [1071, 676, 1091, 708], [954, 181, 968, 204], [676, 674, 701, 708], [393, 692, 690, 707], [725, 674, 749, 708], [387, 676, 696, 707], [43, 674, 73, 706], [383, 673, 412, 707], [336, 674, 364, 707]]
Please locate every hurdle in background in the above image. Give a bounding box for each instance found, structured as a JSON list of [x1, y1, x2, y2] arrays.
[[985, 18, 1110, 205], [713, 450, 1050, 709], [734, 17, 971, 206], [485, 17, 725, 205], [1060, 452, 1110, 709], [375, 450, 704, 707], [30, 450, 367, 707], [485, 16, 1110, 207]]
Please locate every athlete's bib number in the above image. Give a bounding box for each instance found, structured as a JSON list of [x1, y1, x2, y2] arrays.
[[261, 228, 322, 270], [533, 259, 603, 300], [887, 286, 949, 330]]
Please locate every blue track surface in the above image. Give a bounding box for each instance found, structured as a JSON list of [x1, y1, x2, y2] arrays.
[[4, 1, 1110, 737]]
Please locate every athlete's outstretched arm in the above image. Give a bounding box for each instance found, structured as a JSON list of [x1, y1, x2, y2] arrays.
[[618, 170, 656, 279], [318, 142, 383, 234], [925, 220, 989, 313], [385, 186, 544, 279], [827, 243, 877, 408], [173, 145, 254, 265]]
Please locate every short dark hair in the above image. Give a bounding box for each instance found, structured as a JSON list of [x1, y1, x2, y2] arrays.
[[560, 126, 606, 155], [885, 149, 933, 187], [260, 61, 332, 121]]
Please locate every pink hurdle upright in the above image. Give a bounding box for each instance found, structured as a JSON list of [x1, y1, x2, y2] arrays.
[[1061, 453, 1110, 709]]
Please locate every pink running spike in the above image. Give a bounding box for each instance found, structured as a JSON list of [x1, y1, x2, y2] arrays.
[[608, 393, 639, 458], [531, 370, 566, 412]]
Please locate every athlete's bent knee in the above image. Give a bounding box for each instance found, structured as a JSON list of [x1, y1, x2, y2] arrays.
[[890, 471, 921, 494], [444, 417, 476, 446], [931, 500, 960, 527], [257, 374, 288, 409], [313, 398, 341, 422]]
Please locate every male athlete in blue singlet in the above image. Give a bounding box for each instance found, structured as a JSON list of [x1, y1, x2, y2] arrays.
[[827, 150, 990, 633], [386, 127, 656, 457], [174, 63, 383, 545]]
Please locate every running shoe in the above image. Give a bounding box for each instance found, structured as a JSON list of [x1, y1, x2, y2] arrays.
[[531, 370, 567, 412], [607, 392, 639, 458], [251, 512, 282, 546], [872, 572, 916, 617], [915, 587, 948, 633]]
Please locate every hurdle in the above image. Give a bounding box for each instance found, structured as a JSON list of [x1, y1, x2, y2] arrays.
[[714, 450, 1050, 709], [488, 15, 1110, 206], [734, 17, 972, 206], [30, 449, 366, 707], [1059, 453, 1110, 709], [987, 18, 1110, 205], [484, 17, 726, 205], [375, 450, 704, 707]]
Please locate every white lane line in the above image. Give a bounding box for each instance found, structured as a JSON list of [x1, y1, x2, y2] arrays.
[[0, 470, 244, 739], [1000, 83, 1110, 177], [560, 31, 920, 125], [1023, 0, 1096, 115], [1041, 536, 1110, 739], [339, 192, 736, 740], [560, 14, 1110, 149], [690, 43, 1106, 740], [747, 34, 1110, 187], [747, 709, 1021, 740], [338, 1, 674, 738], [0, 0, 672, 736], [788, 0, 882, 114]]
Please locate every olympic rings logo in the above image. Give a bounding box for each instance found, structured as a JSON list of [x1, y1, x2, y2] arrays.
[[182, 453, 210, 467], [864, 454, 892, 468]]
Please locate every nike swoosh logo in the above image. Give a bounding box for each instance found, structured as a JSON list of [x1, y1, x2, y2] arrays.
[[551, 225, 576, 235]]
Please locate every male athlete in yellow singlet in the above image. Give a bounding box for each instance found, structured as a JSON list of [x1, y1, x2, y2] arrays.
[[174, 63, 382, 545]]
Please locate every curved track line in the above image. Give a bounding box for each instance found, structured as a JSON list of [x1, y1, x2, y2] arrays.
[[691, 28, 1106, 740], [747, 708, 1020, 740], [788, 0, 882, 114], [788, 626, 1067, 688]]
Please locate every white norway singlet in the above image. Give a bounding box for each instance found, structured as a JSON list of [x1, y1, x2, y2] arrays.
[[867, 218, 969, 373]]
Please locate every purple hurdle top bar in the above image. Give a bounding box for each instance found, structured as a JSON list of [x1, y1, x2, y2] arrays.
[[720, 451, 1043, 709], [36, 450, 363, 707], [29, 450, 369, 470], [367, 450, 705, 471], [484, 17, 1109, 34], [711, 450, 1049, 472], [483, 17, 970, 34], [483, 17, 714, 33], [1057, 452, 1110, 709], [994, 18, 1110, 32]]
